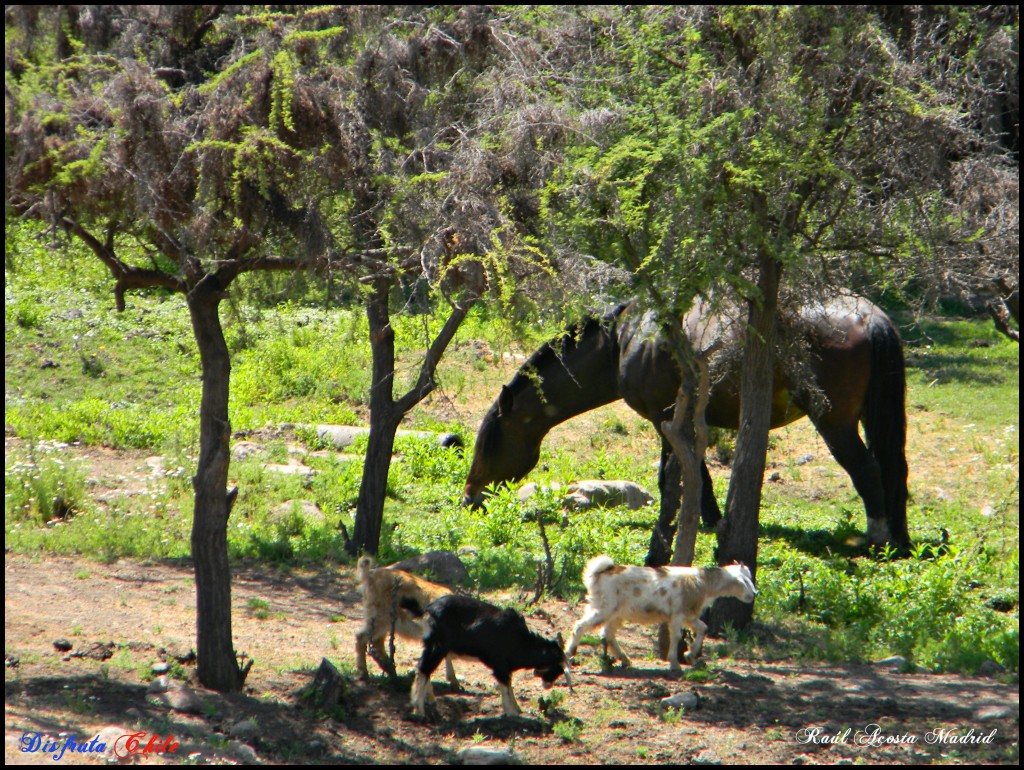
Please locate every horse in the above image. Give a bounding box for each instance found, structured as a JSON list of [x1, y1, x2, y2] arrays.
[[463, 294, 909, 565]]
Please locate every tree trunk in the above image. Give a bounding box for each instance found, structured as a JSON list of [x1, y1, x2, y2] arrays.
[[349, 281, 401, 556], [187, 281, 248, 692], [709, 252, 780, 635], [347, 279, 475, 556], [666, 349, 716, 569], [656, 347, 716, 661]]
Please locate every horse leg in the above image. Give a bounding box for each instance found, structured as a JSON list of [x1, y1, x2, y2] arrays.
[[700, 460, 722, 528], [813, 421, 890, 547], [649, 440, 722, 567], [648, 440, 679, 567]]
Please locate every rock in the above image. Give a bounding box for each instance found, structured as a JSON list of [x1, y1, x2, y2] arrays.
[[873, 655, 910, 670], [231, 742, 259, 763], [262, 461, 315, 478], [661, 690, 700, 711], [66, 642, 115, 661], [314, 425, 461, 450], [271, 499, 326, 525], [53, 638, 73, 652], [563, 480, 654, 511], [693, 749, 721, 765], [231, 441, 264, 460], [151, 661, 171, 675], [976, 659, 1006, 677], [303, 658, 346, 712], [147, 676, 170, 694], [148, 681, 203, 714], [388, 550, 469, 585], [229, 720, 260, 741], [94, 726, 130, 760], [458, 746, 518, 765], [974, 704, 1016, 721], [517, 481, 564, 501]]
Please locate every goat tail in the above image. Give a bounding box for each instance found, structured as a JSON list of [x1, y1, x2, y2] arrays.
[[356, 555, 376, 586], [582, 554, 617, 591], [400, 595, 425, 617]]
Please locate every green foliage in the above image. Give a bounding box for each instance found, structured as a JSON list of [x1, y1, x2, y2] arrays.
[[551, 718, 584, 743], [5, 441, 89, 525], [755, 539, 1019, 674]]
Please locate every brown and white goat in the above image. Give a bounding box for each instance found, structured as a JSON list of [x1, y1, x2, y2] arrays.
[[565, 555, 757, 675], [354, 556, 459, 687], [402, 594, 572, 717]]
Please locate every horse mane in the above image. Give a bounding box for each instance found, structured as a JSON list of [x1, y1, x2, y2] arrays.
[[502, 304, 627, 399]]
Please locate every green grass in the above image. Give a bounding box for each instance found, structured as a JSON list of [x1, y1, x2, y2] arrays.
[[4, 222, 1018, 676]]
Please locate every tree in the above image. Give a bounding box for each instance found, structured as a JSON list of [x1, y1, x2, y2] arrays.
[[543, 6, 1011, 631], [6, 6, 562, 689], [874, 6, 1019, 340]]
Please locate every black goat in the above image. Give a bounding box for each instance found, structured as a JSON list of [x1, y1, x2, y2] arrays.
[[401, 594, 572, 717]]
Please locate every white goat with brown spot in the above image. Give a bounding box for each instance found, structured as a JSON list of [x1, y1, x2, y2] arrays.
[[565, 555, 757, 675]]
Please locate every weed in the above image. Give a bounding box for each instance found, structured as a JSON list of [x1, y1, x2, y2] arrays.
[[660, 706, 685, 724], [63, 690, 95, 715], [552, 718, 584, 743], [247, 598, 272, 620], [5, 442, 89, 525]]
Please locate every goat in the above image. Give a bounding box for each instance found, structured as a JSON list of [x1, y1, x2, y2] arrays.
[[401, 594, 572, 717], [354, 556, 459, 688], [565, 555, 757, 675]]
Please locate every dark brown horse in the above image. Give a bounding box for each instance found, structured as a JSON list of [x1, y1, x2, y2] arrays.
[[463, 295, 909, 565]]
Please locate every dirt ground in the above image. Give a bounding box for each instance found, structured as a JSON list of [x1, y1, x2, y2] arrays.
[[4, 372, 1020, 765], [5, 546, 1019, 766]]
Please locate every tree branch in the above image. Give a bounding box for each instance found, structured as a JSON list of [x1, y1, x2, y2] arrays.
[[394, 295, 478, 414]]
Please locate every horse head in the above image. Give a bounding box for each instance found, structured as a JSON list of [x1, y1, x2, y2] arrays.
[[463, 384, 542, 507]]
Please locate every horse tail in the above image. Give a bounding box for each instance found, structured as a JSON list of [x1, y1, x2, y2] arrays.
[[861, 315, 910, 545]]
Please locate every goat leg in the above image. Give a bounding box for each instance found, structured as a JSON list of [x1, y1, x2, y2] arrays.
[[497, 680, 522, 717], [368, 639, 399, 679], [684, 618, 707, 665]]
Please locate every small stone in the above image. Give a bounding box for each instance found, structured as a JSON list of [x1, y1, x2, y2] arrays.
[[974, 704, 1016, 721], [53, 638, 73, 652], [147, 681, 203, 714], [147, 675, 170, 693], [661, 691, 700, 711], [458, 746, 518, 765], [232, 743, 259, 763], [873, 655, 909, 670], [229, 720, 259, 741], [388, 551, 469, 585], [976, 659, 1006, 677]]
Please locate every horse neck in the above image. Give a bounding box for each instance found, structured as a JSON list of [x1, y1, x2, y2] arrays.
[[510, 321, 622, 433]]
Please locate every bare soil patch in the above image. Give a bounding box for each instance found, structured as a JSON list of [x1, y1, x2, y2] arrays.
[[5, 551, 1018, 765]]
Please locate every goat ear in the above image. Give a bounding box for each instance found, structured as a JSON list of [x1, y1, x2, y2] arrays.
[[555, 631, 564, 647], [497, 385, 514, 418]]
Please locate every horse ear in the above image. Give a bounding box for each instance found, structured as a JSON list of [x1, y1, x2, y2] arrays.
[[498, 385, 514, 417]]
